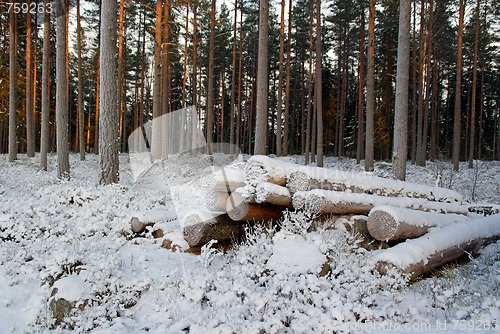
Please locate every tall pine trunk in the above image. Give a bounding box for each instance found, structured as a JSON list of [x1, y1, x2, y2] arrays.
[[56, 0, 70, 179], [151, 0, 163, 160], [315, 0, 323, 167], [77, 0, 85, 160], [276, 0, 285, 156], [9, 2, 17, 162], [40, 0, 51, 170], [206, 0, 216, 154], [468, 0, 480, 169], [99, 0, 119, 184], [26, 0, 35, 157], [365, 0, 375, 171], [254, 0, 269, 155], [392, 0, 411, 180], [356, 4, 366, 165], [452, 0, 464, 171]]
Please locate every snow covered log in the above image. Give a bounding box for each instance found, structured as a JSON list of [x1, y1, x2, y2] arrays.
[[183, 213, 245, 247], [226, 191, 284, 222], [287, 169, 463, 203], [292, 190, 468, 216], [373, 214, 500, 280], [244, 156, 294, 187], [367, 206, 467, 241], [468, 205, 500, 216], [255, 182, 293, 208], [129, 209, 177, 234], [211, 167, 245, 192], [205, 190, 230, 212]]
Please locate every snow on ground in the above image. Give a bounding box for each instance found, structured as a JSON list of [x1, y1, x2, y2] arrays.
[[0, 153, 499, 333]]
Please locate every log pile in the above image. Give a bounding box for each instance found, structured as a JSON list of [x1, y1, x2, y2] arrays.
[[132, 156, 500, 279]]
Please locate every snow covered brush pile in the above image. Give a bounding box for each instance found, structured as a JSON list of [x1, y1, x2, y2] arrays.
[[134, 155, 500, 280]]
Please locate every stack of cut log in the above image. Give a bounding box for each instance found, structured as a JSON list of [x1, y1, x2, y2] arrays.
[[143, 155, 500, 278]]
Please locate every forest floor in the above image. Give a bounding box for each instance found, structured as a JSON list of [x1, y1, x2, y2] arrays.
[[0, 153, 499, 333]]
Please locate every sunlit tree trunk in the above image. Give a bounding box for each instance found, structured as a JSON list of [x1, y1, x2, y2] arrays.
[[77, 0, 85, 160], [9, 2, 18, 162], [276, 0, 285, 156], [151, 0, 163, 160], [254, 0, 269, 155], [56, 0, 70, 179], [99, 0, 119, 184], [304, 0, 314, 165], [392, 0, 411, 180], [117, 0, 125, 152], [40, 0, 51, 170], [283, 0, 292, 156], [26, 0, 35, 157], [206, 0, 216, 154]]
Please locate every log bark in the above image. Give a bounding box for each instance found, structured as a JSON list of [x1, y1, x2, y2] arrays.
[[226, 192, 283, 222], [374, 214, 500, 280], [129, 210, 177, 233], [367, 206, 467, 241], [183, 213, 244, 247], [287, 170, 462, 203], [255, 182, 293, 208], [206, 190, 230, 212], [292, 190, 468, 216]]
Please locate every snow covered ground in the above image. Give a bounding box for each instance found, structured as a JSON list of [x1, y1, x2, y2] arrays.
[[0, 153, 498, 333]]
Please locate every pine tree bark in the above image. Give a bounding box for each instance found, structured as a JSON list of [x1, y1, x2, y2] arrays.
[[282, 0, 292, 156], [8, 3, 17, 162], [117, 0, 125, 153], [206, 0, 216, 154], [304, 0, 315, 165], [254, 0, 269, 155], [415, 0, 427, 167], [315, 0, 323, 167], [276, 0, 285, 157], [151, 0, 163, 160], [452, 0, 464, 171], [356, 5, 366, 165], [77, 0, 85, 161], [99, 0, 119, 185], [365, 0, 375, 172], [468, 0, 480, 169], [40, 0, 51, 170], [392, 0, 411, 180], [26, 0, 35, 157], [229, 0, 238, 154], [56, 0, 70, 179]]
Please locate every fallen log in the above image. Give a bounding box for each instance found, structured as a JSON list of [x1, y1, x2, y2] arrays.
[[129, 209, 177, 234], [244, 155, 294, 187], [205, 190, 230, 212], [226, 191, 284, 222], [255, 182, 293, 208], [373, 214, 500, 280], [292, 190, 468, 216], [287, 169, 463, 203], [468, 204, 500, 216], [212, 167, 245, 192], [367, 206, 467, 241], [183, 212, 245, 247]]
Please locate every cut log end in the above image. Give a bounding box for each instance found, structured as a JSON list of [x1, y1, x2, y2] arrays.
[[205, 190, 230, 212]]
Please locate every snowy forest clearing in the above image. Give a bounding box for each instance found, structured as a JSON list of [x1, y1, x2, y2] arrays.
[[1, 153, 499, 333]]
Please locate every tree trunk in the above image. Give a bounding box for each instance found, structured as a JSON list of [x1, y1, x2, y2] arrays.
[[162, 0, 171, 159], [468, 0, 480, 169], [315, 0, 323, 167], [8, 3, 17, 162], [56, 0, 70, 179], [254, 0, 269, 155], [304, 0, 314, 165], [392, 0, 411, 180], [365, 0, 375, 172], [356, 5, 366, 164], [26, 0, 35, 157], [226, 192, 283, 222], [206, 0, 216, 154], [282, 0, 292, 156], [117, 0, 125, 154], [40, 0, 51, 170], [99, 0, 119, 185], [276, 0, 285, 157], [452, 0, 465, 171], [415, 0, 427, 167], [367, 206, 467, 241], [151, 0, 163, 160], [229, 0, 238, 154], [77, 0, 85, 161]]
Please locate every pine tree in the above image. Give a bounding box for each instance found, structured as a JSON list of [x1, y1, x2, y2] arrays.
[[99, 0, 119, 184]]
